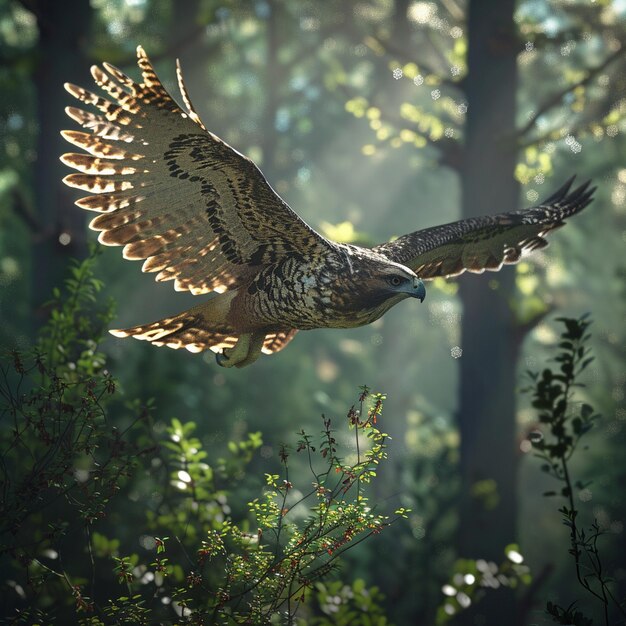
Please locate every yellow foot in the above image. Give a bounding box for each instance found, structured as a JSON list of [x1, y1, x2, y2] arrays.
[[216, 333, 265, 369]]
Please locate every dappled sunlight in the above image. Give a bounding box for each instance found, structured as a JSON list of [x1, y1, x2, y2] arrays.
[[1, 0, 624, 624]]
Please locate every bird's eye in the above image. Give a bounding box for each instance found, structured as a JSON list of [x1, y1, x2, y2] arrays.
[[388, 276, 403, 287]]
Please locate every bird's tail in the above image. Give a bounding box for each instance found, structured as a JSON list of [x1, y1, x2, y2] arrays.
[[110, 293, 238, 354], [109, 292, 298, 356], [110, 304, 238, 354]]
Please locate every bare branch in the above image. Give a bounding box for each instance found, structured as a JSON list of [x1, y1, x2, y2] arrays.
[[282, 18, 357, 74], [518, 112, 623, 150], [368, 33, 462, 92], [517, 43, 626, 139], [440, 0, 464, 22], [517, 127, 563, 150], [98, 23, 210, 69]]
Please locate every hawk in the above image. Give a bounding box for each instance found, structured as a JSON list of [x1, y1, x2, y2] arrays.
[[61, 46, 595, 368]]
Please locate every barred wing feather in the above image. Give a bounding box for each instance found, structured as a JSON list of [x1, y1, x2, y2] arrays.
[[373, 177, 595, 279], [61, 46, 330, 296]]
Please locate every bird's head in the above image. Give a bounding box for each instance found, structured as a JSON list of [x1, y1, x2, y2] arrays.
[[373, 262, 426, 302], [334, 249, 426, 323]]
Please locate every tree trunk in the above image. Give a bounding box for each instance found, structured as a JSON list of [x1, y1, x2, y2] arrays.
[[456, 0, 520, 622], [32, 0, 92, 323]]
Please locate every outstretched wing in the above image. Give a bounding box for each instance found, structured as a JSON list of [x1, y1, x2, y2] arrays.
[[61, 46, 331, 295], [373, 177, 594, 280]]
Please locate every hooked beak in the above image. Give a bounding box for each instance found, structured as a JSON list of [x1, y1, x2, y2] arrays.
[[412, 278, 426, 302]]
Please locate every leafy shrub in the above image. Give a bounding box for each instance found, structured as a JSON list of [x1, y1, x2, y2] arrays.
[[99, 388, 406, 624], [0, 254, 401, 624], [0, 251, 152, 619], [525, 315, 626, 625]]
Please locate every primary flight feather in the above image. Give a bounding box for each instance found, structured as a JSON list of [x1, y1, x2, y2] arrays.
[[61, 46, 595, 368]]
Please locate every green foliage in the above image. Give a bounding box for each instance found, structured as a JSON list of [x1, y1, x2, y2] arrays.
[[309, 578, 391, 626], [0, 250, 152, 622], [146, 416, 262, 540], [38, 244, 115, 375], [0, 255, 398, 624], [525, 315, 626, 625], [103, 388, 404, 624], [1, 249, 132, 542], [546, 601, 593, 626], [435, 545, 531, 624]]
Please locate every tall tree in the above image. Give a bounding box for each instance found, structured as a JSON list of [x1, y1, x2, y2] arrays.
[[456, 1, 519, 622]]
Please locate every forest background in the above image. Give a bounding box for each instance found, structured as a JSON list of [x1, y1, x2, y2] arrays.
[[0, 0, 625, 624]]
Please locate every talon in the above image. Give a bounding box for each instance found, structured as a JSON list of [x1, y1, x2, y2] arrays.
[[216, 350, 233, 368], [214, 333, 265, 368]]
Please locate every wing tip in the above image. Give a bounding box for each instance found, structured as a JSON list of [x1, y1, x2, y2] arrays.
[[62, 173, 79, 188], [542, 174, 576, 204], [564, 178, 596, 214], [90, 64, 104, 82], [540, 175, 596, 217], [59, 153, 74, 167]]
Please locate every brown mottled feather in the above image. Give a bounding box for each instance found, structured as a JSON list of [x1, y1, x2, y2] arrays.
[[62, 45, 332, 297], [61, 130, 142, 160], [374, 177, 594, 279], [262, 329, 298, 355], [60, 153, 141, 175]]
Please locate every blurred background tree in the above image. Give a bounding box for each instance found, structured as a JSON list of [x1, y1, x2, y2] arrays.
[[1, 0, 625, 624]]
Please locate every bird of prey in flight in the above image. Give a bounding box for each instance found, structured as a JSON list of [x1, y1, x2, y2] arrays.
[[61, 46, 594, 368]]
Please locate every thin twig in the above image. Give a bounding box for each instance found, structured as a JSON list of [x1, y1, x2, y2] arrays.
[[517, 43, 625, 140], [368, 34, 462, 91]]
